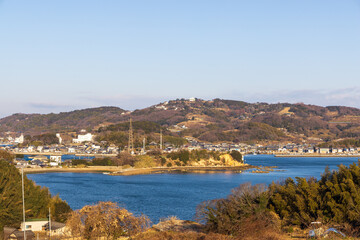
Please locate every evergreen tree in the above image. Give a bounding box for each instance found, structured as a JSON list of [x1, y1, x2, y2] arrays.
[[0, 160, 71, 232]]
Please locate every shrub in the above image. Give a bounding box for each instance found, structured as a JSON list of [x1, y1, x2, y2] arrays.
[[160, 157, 166, 166], [132, 231, 233, 240], [92, 157, 115, 166], [66, 202, 150, 239], [71, 159, 90, 166], [197, 183, 278, 236], [0, 150, 14, 163], [269, 162, 360, 229], [230, 150, 243, 162], [115, 152, 137, 167], [134, 155, 156, 168]]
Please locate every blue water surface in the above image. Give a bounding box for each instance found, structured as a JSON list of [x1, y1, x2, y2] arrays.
[[23, 154, 94, 161], [27, 155, 360, 223]]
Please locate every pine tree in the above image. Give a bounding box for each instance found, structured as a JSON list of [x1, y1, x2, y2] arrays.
[[0, 159, 71, 232]]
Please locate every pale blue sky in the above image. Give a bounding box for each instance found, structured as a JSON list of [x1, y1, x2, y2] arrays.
[[0, 0, 359, 117]]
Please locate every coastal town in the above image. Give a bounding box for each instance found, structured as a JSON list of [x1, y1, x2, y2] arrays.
[[1, 130, 360, 170], [2, 0, 360, 239]]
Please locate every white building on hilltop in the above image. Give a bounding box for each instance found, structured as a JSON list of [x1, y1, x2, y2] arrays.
[[73, 133, 94, 143]]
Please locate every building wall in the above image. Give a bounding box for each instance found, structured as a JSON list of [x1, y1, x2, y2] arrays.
[[21, 220, 48, 232]]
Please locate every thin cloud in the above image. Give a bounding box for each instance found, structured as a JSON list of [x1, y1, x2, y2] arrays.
[[230, 87, 360, 108], [78, 95, 171, 110], [28, 103, 70, 109]]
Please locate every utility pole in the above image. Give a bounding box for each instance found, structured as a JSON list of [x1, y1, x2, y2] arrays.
[[142, 138, 146, 154], [128, 118, 134, 154], [22, 167, 26, 240], [49, 207, 52, 240]]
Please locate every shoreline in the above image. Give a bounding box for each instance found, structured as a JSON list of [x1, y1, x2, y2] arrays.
[[23, 165, 256, 175], [275, 154, 360, 158], [23, 166, 123, 174], [110, 165, 255, 176]]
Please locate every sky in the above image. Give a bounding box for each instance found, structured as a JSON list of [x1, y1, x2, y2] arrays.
[[0, 0, 359, 117]]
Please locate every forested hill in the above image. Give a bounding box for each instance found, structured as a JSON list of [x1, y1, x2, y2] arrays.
[[1, 99, 360, 143], [0, 107, 127, 134]]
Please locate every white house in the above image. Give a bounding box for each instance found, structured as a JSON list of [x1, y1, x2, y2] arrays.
[[20, 219, 68, 237], [318, 148, 330, 154], [14, 134, 24, 144], [49, 156, 62, 166], [73, 133, 94, 143], [21, 219, 49, 232], [27, 146, 35, 152], [68, 147, 76, 153]]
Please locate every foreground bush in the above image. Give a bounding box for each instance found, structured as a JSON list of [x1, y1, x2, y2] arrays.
[[269, 162, 360, 230], [133, 231, 233, 240], [66, 201, 150, 239], [197, 183, 281, 239], [198, 162, 360, 238]]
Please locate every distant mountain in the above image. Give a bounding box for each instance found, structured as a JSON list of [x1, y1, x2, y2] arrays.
[[1, 99, 360, 143], [0, 107, 127, 134]]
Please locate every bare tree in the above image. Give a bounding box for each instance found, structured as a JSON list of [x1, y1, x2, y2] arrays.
[[66, 202, 150, 239]]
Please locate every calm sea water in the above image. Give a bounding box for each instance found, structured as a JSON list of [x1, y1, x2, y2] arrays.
[[23, 154, 94, 161], [27, 155, 360, 223]]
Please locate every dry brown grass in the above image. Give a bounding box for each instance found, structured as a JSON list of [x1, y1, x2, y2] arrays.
[[153, 217, 203, 233], [278, 107, 293, 116], [132, 230, 233, 240]]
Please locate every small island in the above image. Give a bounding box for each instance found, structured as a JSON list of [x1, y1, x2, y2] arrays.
[[21, 149, 260, 175]]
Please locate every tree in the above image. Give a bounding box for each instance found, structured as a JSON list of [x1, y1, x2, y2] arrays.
[[49, 195, 72, 223], [0, 160, 71, 232], [230, 150, 243, 163], [268, 161, 360, 230], [92, 157, 115, 166], [66, 202, 150, 239], [0, 150, 14, 163], [197, 183, 279, 237], [115, 152, 137, 167]]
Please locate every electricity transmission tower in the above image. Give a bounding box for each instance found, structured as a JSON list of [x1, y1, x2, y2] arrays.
[[128, 118, 134, 154]]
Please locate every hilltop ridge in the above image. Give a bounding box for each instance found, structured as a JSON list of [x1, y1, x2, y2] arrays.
[[1, 99, 360, 143]]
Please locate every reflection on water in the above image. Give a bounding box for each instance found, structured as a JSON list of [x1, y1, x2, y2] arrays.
[[27, 155, 360, 223]]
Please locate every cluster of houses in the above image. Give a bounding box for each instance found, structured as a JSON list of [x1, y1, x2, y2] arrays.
[[9, 143, 119, 155], [0, 134, 25, 144], [182, 138, 360, 155], [2, 132, 360, 169], [14, 155, 64, 168]]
